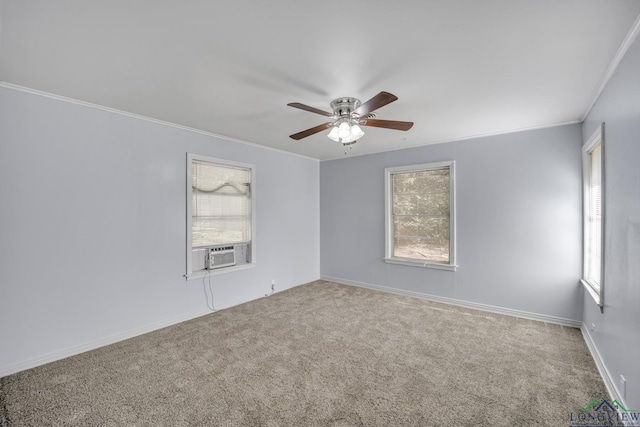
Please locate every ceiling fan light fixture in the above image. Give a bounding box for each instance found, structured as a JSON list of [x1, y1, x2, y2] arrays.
[[326, 124, 365, 144], [327, 119, 365, 144]]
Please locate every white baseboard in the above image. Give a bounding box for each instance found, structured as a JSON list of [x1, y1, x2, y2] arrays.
[[0, 307, 212, 378], [0, 279, 316, 379], [0, 295, 255, 378], [580, 324, 638, 426], [580, 324, 619, 400], [321, 275, 582, 328]]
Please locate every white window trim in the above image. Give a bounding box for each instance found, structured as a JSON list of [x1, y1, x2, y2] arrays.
[[581, 124, 604, 310], [384, 161, 457, 271], [185, 153, 256, 280]]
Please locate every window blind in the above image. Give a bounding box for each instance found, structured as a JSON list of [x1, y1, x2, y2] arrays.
[[586, 143, 602, 289], [191, 161, 251, 247]]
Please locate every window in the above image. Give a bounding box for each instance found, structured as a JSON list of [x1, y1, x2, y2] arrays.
[[581, 124, 604, 308], [385, 161, 456, 271], [186, 154, 255, 279]]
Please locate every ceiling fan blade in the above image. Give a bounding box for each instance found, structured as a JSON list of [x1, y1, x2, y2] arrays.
[[287, 102, 334, 117], [289, 122, 333, 140], [360, 119, 414, 131], [353, 91, 398, 117]]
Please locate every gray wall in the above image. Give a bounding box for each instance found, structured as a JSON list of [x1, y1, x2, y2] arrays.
[[321, 124, 584, 322], [582, 34, 640, 411], [0, 86, 320, 376]]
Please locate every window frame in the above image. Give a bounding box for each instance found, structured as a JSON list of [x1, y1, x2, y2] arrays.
[[185, 153, 256, 280], [581, 124, 605, 310], [384, 161, 457, 271]]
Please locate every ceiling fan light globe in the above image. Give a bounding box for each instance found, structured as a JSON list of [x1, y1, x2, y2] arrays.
[[350, 124, 364, 140], [327, 126, 340, 142], [337, 122, 351, 140]]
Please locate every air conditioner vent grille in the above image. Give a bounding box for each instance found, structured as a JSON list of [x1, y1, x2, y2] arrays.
[[207, 246, 236, 269]]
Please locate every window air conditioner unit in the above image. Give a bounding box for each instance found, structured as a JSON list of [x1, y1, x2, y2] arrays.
[[207, 246, 236, 270]]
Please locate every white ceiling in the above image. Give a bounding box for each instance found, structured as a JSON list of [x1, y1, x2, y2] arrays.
[[2, 1, 640, 160]]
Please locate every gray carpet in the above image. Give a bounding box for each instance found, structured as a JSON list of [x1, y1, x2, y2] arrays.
[[1, 280, 610, 426]]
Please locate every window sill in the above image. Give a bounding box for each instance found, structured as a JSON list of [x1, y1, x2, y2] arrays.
[[384, 257, 457, 271], [581, 279, 602, 308], [185, 263, 255, 281]]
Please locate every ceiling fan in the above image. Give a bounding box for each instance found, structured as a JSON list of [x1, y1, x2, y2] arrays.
[[287, 91, 413, 146]]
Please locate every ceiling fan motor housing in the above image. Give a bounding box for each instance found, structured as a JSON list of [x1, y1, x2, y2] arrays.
[[330, 97, 361, 119]]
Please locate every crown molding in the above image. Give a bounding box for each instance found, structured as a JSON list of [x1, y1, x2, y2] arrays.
[[581, 13, 640, 122], [0, 82, 319, 162], [320, 120, 581, 162]]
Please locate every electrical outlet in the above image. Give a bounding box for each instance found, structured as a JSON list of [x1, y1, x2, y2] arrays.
[[591, 323, 596, 332], [620, 375, 626, 399], [265, 280, 276, 297]]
